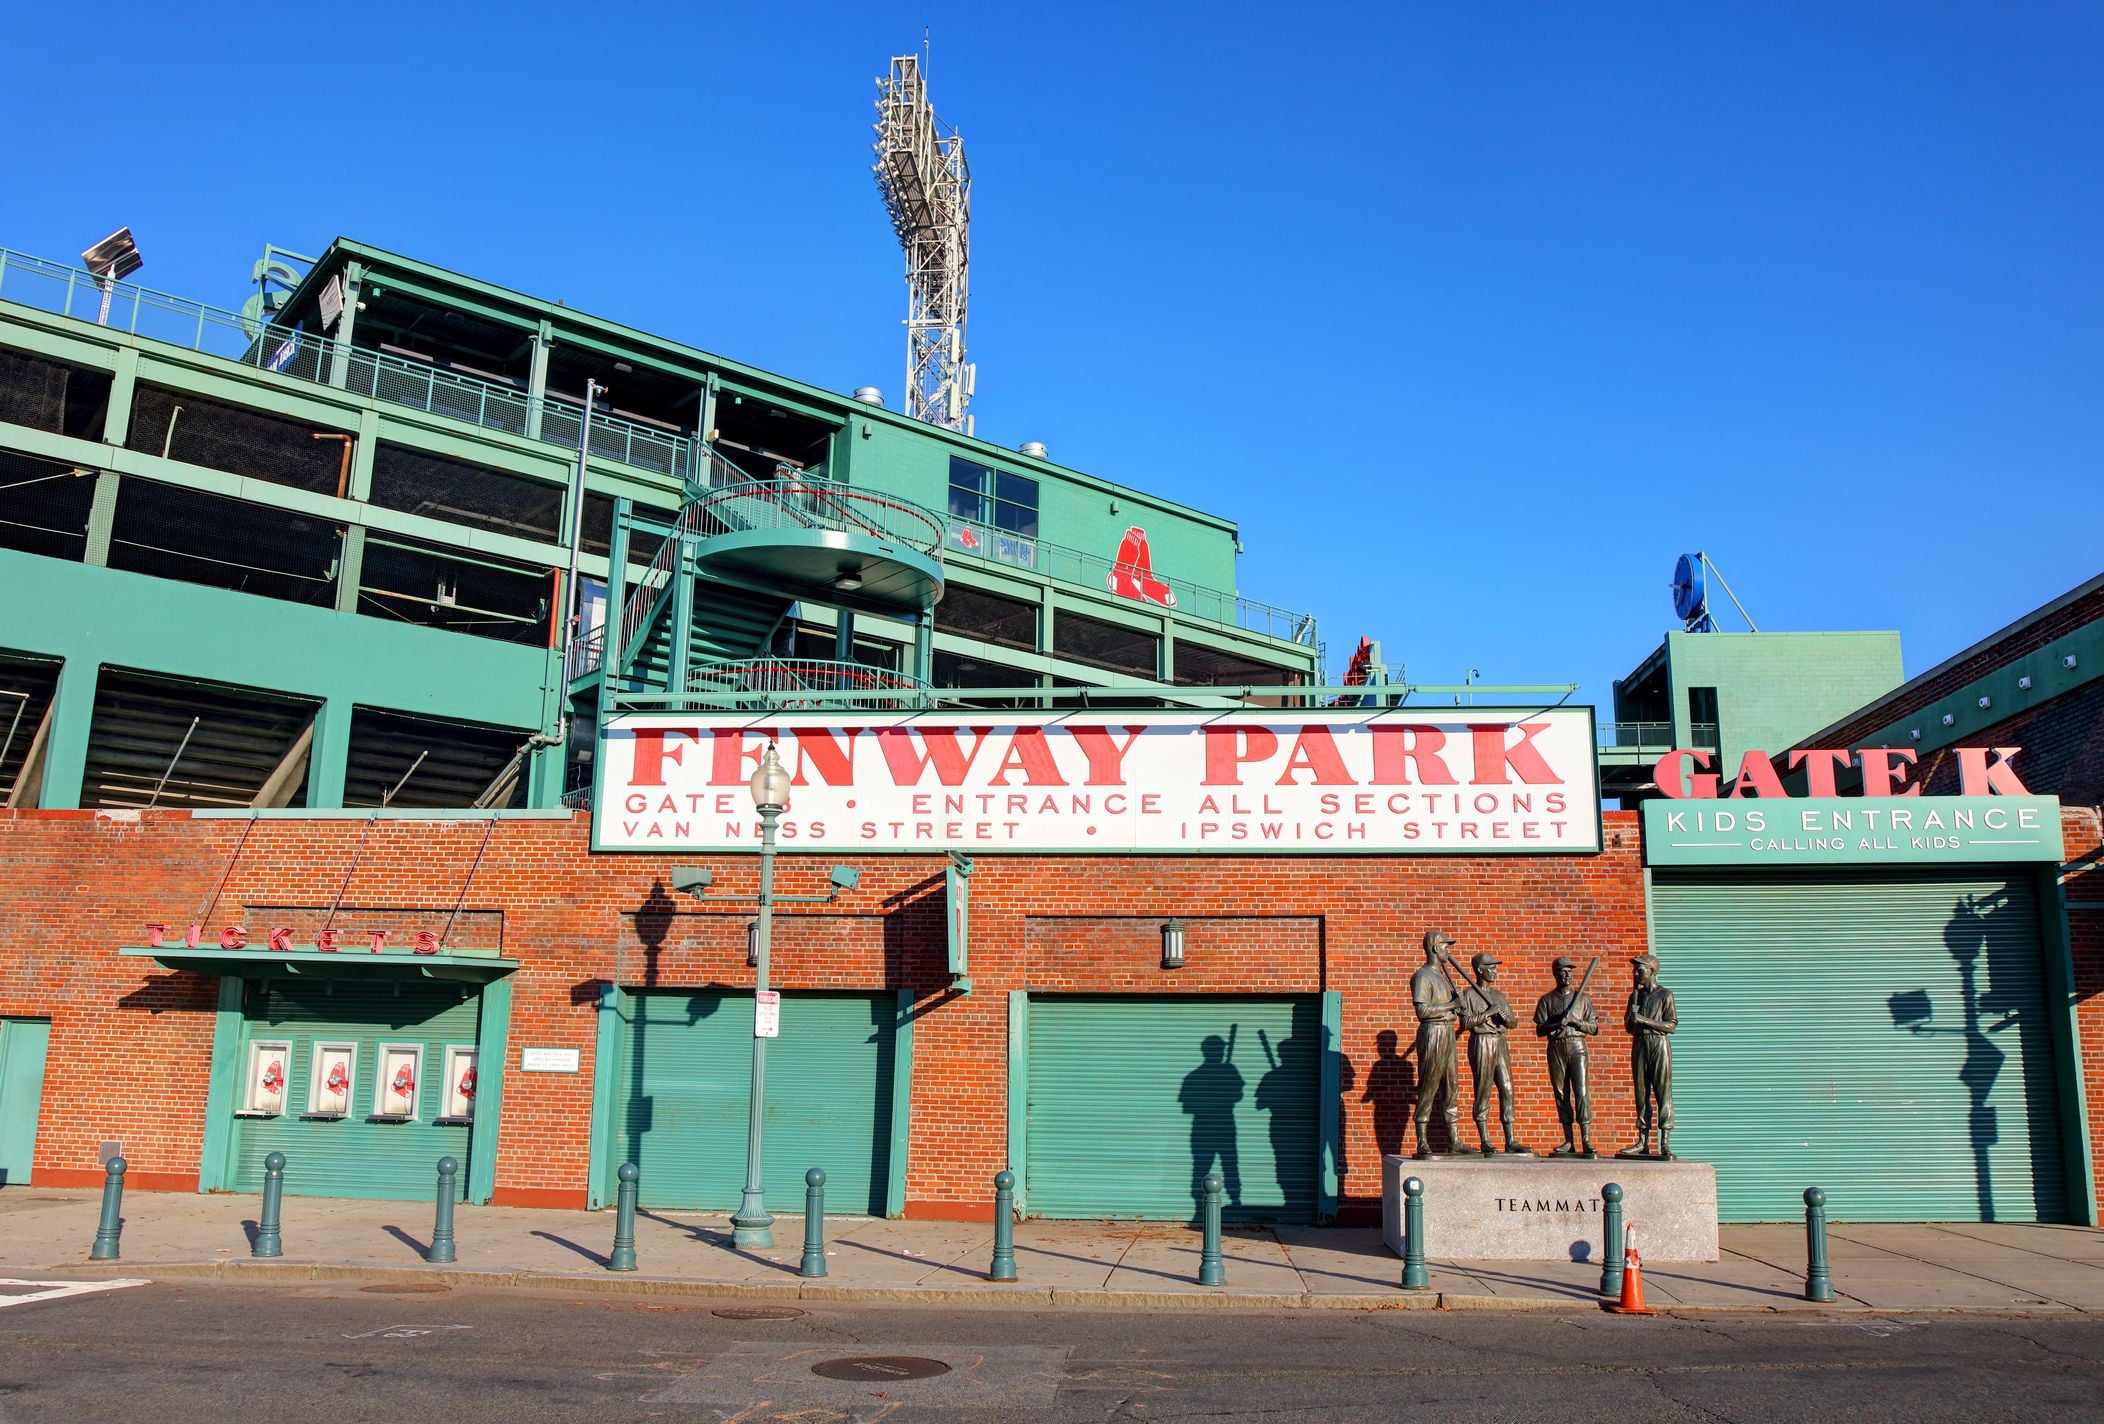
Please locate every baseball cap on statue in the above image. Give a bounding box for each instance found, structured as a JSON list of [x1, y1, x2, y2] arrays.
[[1423, 930, 1459, 953], [1551, 954, 1578, 971], [1471, 952, 1500, 973]]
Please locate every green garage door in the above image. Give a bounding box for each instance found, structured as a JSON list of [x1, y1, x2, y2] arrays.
[[1653, 869, 2069, 1223], [0, 1018, 51, 1186], [230, 982, 482, 1199], [610, 990, 899, 1215], [1025, 995, 1320, 1221]]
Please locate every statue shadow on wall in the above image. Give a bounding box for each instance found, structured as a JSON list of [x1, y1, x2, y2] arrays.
[[1181, 1033, 1245, 1220], [1362, 1029, 1417, 1161], [1887, 889, 2050, 1222], [619, 878, 720, 1194]]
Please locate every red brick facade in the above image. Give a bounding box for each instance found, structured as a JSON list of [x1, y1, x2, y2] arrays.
[[6, 804, 2097, 1222]]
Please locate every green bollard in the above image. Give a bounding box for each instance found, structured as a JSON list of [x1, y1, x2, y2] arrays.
[[800, 1168, 828, 1279], [429, 1156, 458, 1264], [1804, 1187, 1834, 1302], [1401, 1175, 1429, 1291], [1199, 1173, 1225, 1286], [609, 1163, 639, 1272], [1600, 1182, 1625, 1298], [989, 1170, 1018, 1281], [254, 1151, 285, 1259], [90, 1156, 126, 1261]]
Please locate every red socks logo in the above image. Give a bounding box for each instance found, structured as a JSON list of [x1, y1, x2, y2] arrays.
[[1108, 526, 1177, 607]]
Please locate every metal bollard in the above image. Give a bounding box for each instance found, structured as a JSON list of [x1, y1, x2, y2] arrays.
[[1199, 1173, 1225, 1286], [429, 1156, 458, 1264], [609, 1162, 639, 1272], [254, 1151, 286, 1258], [1600, 1182, 1625, 1298], [800, 1168, 828, 1279], [90, 1156, 127, 1261], [1401, 1175, 1429, 1291], [1804, 1186, 1833, 1302], [989, 1170, 1018, 1281]]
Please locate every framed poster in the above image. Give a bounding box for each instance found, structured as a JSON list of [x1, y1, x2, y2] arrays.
[[440, 1045, 477, 1122], [307, 1042, 356, 1118], [373, 1044, 424, 1120], [242, 1040, 292, 1116]]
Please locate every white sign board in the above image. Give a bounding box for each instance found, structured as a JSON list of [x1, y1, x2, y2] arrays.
[[520, 1046, 581, 1073], [754, 990, 781, 1039], [593, 709, 1600, 854]]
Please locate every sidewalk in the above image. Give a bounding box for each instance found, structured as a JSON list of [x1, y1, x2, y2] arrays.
[[5, 1187, 2103, 1313]]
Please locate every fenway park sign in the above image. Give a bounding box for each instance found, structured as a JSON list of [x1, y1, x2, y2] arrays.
[[594, 709, 1602, 854]]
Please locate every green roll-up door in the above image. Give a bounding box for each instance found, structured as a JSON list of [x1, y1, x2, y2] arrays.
[[611, 991, 897, 1215], [0, 1018, 51, 1186], [1652, 869, 2067, 1223], [230, 982, 482, 1200], [1026, 995, 1320, 1222]]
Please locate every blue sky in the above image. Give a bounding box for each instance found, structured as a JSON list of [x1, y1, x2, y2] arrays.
[[5, 2, 2098, 706]]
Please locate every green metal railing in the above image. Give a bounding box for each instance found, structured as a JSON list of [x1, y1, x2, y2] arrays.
[[694, 480, 946, 561], [629, 678, 1579, 715], [688, 658, 931, 710], [945, 516, 1316, 646], [1597, 721, 1720, 751]]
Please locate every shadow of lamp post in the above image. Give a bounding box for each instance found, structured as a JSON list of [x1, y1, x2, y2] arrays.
[[671, 741, 862, 1249]]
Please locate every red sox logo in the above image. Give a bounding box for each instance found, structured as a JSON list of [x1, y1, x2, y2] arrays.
[[324, 1062, 350, 1099], [391, 1063, 416, 1103], [1107, 526, 1176, 608], [259, 1060, 285, 1098], [458, 1066, 477, 1102]]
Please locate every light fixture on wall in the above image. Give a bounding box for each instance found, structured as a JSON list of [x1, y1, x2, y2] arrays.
[[2065, 655, 2080, 670], [746, 920, 759, 967], [1978, 696, 1992, 709], [1942, 713, 1956, 726], [2018, 675, 2033, 690], [1161, 918, 1187, 970]]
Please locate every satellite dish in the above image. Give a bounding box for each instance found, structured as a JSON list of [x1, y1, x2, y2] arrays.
[[1671, 554, 1709, 628]]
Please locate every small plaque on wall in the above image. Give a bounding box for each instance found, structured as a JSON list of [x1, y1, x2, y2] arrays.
[[520, 1047, 580, 1073]]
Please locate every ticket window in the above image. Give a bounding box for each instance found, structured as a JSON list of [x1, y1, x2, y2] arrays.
[[373, 1044, 424, 1121], [305, 1043, 356, 1120], [438, 1046, 476, 1125], [240, 1041, 292, 1117]]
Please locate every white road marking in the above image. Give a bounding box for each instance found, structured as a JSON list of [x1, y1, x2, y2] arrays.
[[0, 1278, 149, 1309], [341, 1323, 476, 1340]]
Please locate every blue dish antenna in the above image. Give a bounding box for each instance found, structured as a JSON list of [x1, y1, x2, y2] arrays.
[[1671, 554, 1714, 632]]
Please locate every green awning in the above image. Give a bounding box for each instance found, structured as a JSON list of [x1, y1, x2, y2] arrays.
[[122, 945, 518, 984]]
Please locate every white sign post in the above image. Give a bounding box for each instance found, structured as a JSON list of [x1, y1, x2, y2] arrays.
[[753, 990, 781, 1039], [592, 709, 1601, 854]]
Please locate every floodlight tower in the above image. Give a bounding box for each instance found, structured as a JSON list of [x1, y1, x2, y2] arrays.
[[873, 52, 974, 435]]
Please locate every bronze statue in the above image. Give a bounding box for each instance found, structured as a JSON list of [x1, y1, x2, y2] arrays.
[[1457, 951, 1530, 1156], [1409, 930, 1464, 1158], [1618, 953, 1678, 1159], [1533, 954, 1600, 1157]]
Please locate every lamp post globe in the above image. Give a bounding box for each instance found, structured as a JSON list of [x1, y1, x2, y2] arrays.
[[733, 740, 788, 1248]]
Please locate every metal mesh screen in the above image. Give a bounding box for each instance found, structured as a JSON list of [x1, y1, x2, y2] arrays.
[[126, 385, 348, 494], [343, 707, 528, 809], [1173, 642, 1306, 688], [1051, 610, 1160, 678], [108, 477, 340, 606], [933, 585, 1038, 652], [81, 671, 316, 810], [369, 443, 564, 543], [0, 345, 111, 437], [357, 534, 552, 646], [0, 450, 94, 560]]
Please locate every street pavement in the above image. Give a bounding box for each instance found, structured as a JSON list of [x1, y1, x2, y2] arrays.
[[8, 1185, 2104, 1312], [2, 1276, 2103, 1422]]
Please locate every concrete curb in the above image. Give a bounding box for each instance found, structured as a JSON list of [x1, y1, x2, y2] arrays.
[[44, 1258, 2081, 1315]]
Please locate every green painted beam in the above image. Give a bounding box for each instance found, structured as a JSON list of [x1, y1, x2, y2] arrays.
[[586, 982, 624, 1209], [888, 989, 915, 1218], [1006, 990, 1029, 1217], [1319, 988, 1342, 1220], [196, 976, 246, 1193], [467, 975, 513, 1205], [2038, 864, 2097, 1225]]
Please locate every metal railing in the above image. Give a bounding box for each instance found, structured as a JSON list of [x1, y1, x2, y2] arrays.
[[541, 398, 693, 481], [612, 501, 708, 665], [566, 625, 606, 680], [1597, 721, 1721, 751], [945, 516, 1315, 646], [692, 480, 946, 560], [687, 658, 930, 710]]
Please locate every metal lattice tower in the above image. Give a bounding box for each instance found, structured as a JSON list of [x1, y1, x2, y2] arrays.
[[873, 53, 974, 435]]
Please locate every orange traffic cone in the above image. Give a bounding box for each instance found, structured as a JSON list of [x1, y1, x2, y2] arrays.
[[1603, 1224, 1657, 1316]]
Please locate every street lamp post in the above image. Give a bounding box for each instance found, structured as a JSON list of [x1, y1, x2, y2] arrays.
[[732, 741, 792, 1248]]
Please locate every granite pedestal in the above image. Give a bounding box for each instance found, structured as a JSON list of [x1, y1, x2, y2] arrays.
[[1381, 1154, 1719, 1263]]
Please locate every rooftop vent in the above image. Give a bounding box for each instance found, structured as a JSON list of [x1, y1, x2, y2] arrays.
[[1018, 440, 1049, 459], [852, 387, 885, 407]]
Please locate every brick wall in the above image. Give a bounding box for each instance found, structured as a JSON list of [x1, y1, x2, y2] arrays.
[[1909, 677, 2104, 816], [0, 808, 1650, 1218], [2063, 807, 2104, 1212]]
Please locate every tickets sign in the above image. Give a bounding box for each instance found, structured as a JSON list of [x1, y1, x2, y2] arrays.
[[593, 709, 1601, 854]]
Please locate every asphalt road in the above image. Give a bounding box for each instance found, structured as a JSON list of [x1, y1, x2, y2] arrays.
[[2, 1279, 2103, 1423]]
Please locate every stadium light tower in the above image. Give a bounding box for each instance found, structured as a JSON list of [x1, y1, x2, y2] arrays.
[[873, 51, 974, 435]]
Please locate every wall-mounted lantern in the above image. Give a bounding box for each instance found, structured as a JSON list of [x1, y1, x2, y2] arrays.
[[1161, 918, 1187, 970]]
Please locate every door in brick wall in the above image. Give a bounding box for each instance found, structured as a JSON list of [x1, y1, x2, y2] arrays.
[[1653, 868, 2071, 1223], [227, 981, 483, 1200], [0, 1018, 51, 1185], [1024, 995, 1320, 1221], [608, 990, 898, 1215]]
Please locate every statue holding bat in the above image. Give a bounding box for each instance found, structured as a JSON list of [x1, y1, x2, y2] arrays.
[[1533, 954, 1601, 1158], [1449, 951, 1530, 1157], [1409, 930, 1465, 1158]]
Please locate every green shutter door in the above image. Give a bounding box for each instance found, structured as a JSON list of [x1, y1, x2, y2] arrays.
[[1652, 869, 2067, 1223], [230, 982, 482, 1200], [611, 991, 897, 1215], [0, 1018, 51, 1185], [1025, 995, 1320, 1222]]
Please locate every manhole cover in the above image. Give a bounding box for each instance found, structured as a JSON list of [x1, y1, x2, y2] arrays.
[[712, 1306, 806, 1321], [811, 1356, 951, 1382], [357, 1283, 451, 1294]]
